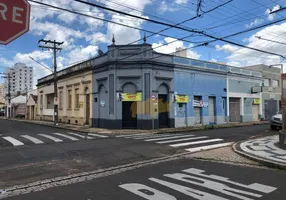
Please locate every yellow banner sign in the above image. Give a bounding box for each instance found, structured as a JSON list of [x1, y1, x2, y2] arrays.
[[253, 98, 260, 105], [123, 93, 142, 102], [176, 95, 188, 103]]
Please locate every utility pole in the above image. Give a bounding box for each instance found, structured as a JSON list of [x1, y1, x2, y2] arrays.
[[1, 72, 11, 118], [38, 39, 64, 125]]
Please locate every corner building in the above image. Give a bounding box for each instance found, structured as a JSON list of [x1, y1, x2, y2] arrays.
[[92, 43, 175, 129]]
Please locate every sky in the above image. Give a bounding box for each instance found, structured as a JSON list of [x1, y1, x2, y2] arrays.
[[1, 0, 286, 87]]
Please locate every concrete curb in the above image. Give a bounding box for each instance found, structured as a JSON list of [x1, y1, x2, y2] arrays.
[[232, 140, 286, 170], [1, 118, 269, 135]]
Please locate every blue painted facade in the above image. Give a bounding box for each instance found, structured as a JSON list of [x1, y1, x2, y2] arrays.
[[173, 56, 262, 127], [174, 70, 227, 126]]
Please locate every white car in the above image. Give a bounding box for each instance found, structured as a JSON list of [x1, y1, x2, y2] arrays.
[[270, 111, 282, 130]]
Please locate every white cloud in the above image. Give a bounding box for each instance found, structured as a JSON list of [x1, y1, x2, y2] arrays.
[[159, 1, 178, 13], [106, 0, 151, 45], [265, 5, 280, 21], [219, 22, 286, 67], [210, 58, 217, 62], [246, 18, 264, 28], [152, 37, 201, 59], [175, 0, 188, 4], [215, 44, 239, 53], [67, 45, 99, 63]]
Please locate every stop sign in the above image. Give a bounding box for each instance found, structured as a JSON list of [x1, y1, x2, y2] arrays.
[[0, 0, 30, 45]]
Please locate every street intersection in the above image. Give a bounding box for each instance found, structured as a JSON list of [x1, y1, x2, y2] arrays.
[[0, 119, 283, 200]]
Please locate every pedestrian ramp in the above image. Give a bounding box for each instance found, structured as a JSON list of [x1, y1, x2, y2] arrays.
[[0, 132, 109, 148], [117, 133, 233, 153]]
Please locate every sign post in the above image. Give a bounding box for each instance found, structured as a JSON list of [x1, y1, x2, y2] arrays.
[[0, 0, 30, 45]]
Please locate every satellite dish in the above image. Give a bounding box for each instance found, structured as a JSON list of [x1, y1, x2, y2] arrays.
[[98, 49, 104, 56]]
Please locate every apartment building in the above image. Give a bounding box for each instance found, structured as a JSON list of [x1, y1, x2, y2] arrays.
[[4, 63, 34, 97], [0, 84, 4, 104]]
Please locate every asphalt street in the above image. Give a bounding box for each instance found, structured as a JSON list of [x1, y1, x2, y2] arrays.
[[0, 119, 277, 199], [5, 158, 284, 200]]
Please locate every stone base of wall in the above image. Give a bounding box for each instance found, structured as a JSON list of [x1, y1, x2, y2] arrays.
[[92, 118, 175, 129], [59, 116, 87, 126], [36, 115, 53, 121]]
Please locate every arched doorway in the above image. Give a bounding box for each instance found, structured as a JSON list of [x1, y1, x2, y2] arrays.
[[122, 83, 137, 129], [85, 88, 90, 125], [158, 84, 169, 128]]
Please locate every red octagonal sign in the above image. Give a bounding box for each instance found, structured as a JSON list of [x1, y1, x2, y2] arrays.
[[0, 0, 30, 45]]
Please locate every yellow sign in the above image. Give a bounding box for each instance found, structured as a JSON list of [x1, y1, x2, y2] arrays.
[[80, 102, 84, 108], [122, 93, 142, 102], [176, 95, 188, 103], [253, 98, 260, 105]]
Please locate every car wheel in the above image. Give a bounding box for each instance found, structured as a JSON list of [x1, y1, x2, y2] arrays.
[[270, 125, 277, 130]]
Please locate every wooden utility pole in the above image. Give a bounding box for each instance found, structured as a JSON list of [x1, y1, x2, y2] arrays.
[[38, 39, 64, 125]]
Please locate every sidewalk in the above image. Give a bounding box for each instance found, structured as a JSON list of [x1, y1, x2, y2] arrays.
[[1, 117, 269, 135], [234, 135, 286, 169]]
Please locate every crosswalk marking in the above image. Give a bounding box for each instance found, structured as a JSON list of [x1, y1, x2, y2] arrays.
[[88, 133, 109, 138], [66, 132, 94, 139], [145, 135, 195, 142], [38, 134, 63, 143], [3, 136, 24, 146], [21, 135, 44, 144], [134, 134, 185, 140], [51, 133, 79, 141], [185, 142, 233, 152], [170, 138, 224, 147], [156, 136, 209, 144]]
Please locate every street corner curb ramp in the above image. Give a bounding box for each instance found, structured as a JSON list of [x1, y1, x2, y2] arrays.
[[232, 138, 286, 170]]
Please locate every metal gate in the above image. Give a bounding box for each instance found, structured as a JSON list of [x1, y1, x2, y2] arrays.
[[208, 97, 215, 123], [252, 104, 259, 121], [122, 101, 137, 128], [264, 100, 278, 120], [194, 96, 202, 124], [229, 98, 240, 122], [158, 94, 169, 128]]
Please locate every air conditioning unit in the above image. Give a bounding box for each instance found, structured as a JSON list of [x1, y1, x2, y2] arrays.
[[268, 87, 273, 92]]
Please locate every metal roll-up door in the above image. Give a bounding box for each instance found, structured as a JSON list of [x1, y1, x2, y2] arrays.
[[252, 104, 259, 121], [208, 97, 215, 123], [194, 96, 201, 124], [229, 98, 240, 122]]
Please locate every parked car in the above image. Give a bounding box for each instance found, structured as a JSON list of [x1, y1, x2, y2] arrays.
[[270, 111, 282, 130]]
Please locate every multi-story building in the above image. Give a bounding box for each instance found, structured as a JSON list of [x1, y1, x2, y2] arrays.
[[0, 84, 4, 104], [4, 63, 34, 97], [244, 64, 281, 120]]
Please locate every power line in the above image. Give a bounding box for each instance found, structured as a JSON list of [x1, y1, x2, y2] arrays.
[[255, 36, 286, 45], [29, 56, 53, 72], [28, 0, 200, 45]]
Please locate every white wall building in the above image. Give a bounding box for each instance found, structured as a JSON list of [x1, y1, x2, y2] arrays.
[[4, 63, 34, 97]]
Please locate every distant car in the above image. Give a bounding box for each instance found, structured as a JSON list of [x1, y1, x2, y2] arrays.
[[270, 111, 282, 130]]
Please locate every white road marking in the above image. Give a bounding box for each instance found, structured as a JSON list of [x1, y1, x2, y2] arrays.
[[88, 133, 109, 138], [134, 134, 185, 139], [170, 138, 224, 147], [185, 142, 233, 153], [66, 132, 94, 139], [38, 134, 63, 143], [156, 136, 209, 144], [145, 135, 195, 142], [183, 168, 277, 193], [51, 133, 79, 141], [3, 137, 24, 146], [21, 135, 44, 144]]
